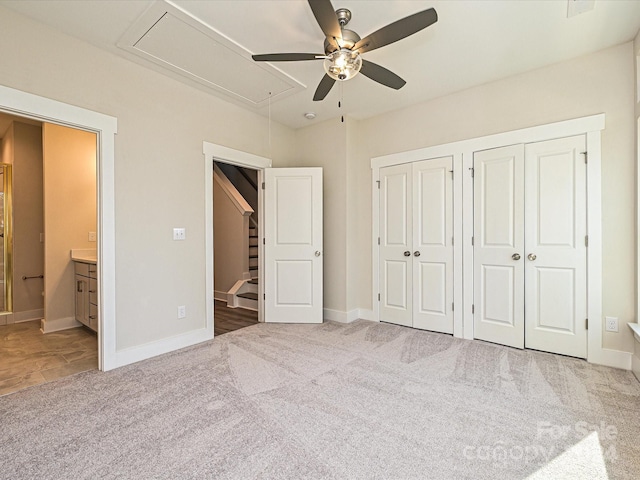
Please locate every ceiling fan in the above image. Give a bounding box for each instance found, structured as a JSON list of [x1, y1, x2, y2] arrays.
[[251, 0, 438, 101]]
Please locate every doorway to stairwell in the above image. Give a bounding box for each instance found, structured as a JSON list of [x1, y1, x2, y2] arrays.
[[213, 161, 260, 335]]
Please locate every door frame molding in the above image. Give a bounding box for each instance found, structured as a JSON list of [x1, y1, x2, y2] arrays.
[[372, 114, 631, 369], [0, 84, 118, 371], [203, 142, 270, 328]]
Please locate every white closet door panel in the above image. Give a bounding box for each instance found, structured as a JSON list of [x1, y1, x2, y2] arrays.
[[473, 146, 525, 348], [379, 163, 412, 327], [264, 168, 323, 324], [525, 135, 587, 358], [413, 157, 453, 334]]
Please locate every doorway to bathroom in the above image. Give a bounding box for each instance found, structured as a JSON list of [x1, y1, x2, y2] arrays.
[[0, 111, 99, 396]]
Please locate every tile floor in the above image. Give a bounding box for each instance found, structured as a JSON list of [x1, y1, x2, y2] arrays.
[[0, 320, 97, 396]]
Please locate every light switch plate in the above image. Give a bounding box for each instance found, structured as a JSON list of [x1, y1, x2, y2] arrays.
[[88, 231, 97, 242], [605, 316, 618, 332]]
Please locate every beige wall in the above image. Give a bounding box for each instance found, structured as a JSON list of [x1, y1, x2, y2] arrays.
[[43, 123, 96, 325], [0, 7, 296, 350], [10, 122, 44, 317], [354, 42, 636, 353]]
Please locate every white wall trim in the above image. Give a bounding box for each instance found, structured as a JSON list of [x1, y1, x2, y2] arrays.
[[110, 327, 211, 369], [213, 290, 228, 302], [13, 308, 44, 323], [41, 316, 81, 333], [0, 84, 117, 371], [204, 142, 271, 328], [370, 114, 620, 368], [323, 308, 365, 323]]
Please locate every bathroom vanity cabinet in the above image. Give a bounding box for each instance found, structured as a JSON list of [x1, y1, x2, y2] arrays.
[[74, 261, 98, 332]]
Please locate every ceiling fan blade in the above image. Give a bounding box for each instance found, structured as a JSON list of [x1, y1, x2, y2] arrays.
[[354, 8, 437, 54], [313, 74, 336, 101], [252, 53, 324, 62], [308, 0, 342, 43], [360, 60, 406, 90]]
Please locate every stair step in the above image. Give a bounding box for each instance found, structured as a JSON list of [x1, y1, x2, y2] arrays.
[[248, 279, 258, 285], [249, 235, 258, 239], [237, 292, 258, 301], [249, 266, 258, 271], [249, 255, 258, 259]]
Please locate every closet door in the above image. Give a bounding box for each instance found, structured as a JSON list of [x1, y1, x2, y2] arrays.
[[412, 157, 454, 334], [473, 145, 525, 349], [379, 163, 413, 327], [524, 136, 587, 358]]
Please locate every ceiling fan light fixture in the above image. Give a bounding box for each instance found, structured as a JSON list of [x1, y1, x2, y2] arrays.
[[323, 49, 362, 81]]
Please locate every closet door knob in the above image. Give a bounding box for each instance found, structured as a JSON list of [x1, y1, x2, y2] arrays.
[[512, 253, 521, 260], [403, 251, 411, 257], [528, 253, 537, 261], [414, 251, 421, 257]]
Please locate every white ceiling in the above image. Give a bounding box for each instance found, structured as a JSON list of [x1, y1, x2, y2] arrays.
[[1, 0, 639, 129]]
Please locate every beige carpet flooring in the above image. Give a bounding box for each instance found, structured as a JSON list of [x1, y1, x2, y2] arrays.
[[1, 319, 639, 479]]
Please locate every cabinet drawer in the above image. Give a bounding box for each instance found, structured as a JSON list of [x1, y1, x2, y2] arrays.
[[89, 278, 98, 306], [89, 263, 97, 279], [75, 262, 90, 277]]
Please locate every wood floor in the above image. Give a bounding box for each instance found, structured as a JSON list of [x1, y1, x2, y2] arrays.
[[214, 300, 258, 336], [0, 320, 98, 396]]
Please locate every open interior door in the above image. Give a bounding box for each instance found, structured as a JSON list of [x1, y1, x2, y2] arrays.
[[264, 167, 323, 323]]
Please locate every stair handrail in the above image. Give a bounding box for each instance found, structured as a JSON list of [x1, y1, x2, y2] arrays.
[[213, 165, 253, 217]]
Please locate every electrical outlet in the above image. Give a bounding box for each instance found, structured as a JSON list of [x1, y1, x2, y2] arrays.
[[177, 305, 186, 319], [173, 228, 186, 241], [605, 316, 618, 332], [88, 231, 97, 242], [40, 233, 44, 243]]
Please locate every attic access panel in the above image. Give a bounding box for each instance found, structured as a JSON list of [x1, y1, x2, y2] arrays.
[[118, 1, 304, 107]]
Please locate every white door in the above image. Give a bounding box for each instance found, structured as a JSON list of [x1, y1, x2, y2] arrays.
[[524, 136, 587, 358], [473, 145, 525, 349], [264, 168, 323, 324], [379, 158, 454, 332], [413, 157, 454, 333], [379, 163, 412, 327]]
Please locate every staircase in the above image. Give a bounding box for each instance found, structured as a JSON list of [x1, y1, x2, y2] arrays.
[[234, 224, 259, 310]]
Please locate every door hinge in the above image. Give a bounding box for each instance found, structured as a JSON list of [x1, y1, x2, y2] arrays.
[[471, 236, 474, 246], [472, 304, 475, 314], [451, 236, 454, 246], [585, 235, 588, 247], [262, 182, 265, 190], [378, 237, 380, 245], [451, 303, 454, 312], [469, 167, 474, 178], [449, 170, 454, 179], [263, 238, 265, 245], [376, 180, 380, 189], [264, 293, 266, 300], [581, 151, 588, 164], [378, 293, 381, 301], [585, 318, 588, 330]]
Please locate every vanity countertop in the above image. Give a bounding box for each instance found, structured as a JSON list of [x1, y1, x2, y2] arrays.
[[70, 249, 97, 264]]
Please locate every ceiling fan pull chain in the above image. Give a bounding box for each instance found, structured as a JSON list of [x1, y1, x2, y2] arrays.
[[340, 82, 344, 123], [268, 91, 272, 158]]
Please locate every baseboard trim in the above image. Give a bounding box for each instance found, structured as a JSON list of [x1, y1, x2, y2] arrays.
[[111, 326, 213, 370], [213, 290, 228, 302], [323, 308, 374, 323], [589, 347, 633, 370], [41, 316, 82, 333], [14, 308, 44, 323]]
